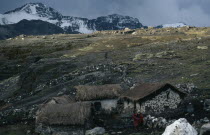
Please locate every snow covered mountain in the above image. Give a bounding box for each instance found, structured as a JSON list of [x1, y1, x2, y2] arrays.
[[156, 23, 187, 28], [0, 3, 61, 25], [93, 14, 142, 31], [4, 3, 62, 19], [0, 3, 143, 34]]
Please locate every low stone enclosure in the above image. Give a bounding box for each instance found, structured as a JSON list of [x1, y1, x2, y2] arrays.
[[35, 83, 187, 134]]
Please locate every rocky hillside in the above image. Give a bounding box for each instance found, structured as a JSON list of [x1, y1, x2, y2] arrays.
[[0, 19, 64, 40], [0, 26, 210, 104], [0, 3, 143, 34], [0, 27, 210, 134]]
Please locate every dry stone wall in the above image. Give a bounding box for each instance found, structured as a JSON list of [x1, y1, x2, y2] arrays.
[[137, 89, 182, 114], [122, 88, 182, 116]]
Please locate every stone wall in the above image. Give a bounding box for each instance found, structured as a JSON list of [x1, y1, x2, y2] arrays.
[[100, 99, 118, 113], [137, 88, 182, 114], [121, 101, 135, 116], [122, 88, 182, 115], [90, 99, 118, 114]]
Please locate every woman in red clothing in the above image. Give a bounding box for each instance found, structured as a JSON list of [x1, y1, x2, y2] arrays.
[[139, 112, 144, 127], [132, 110, 144, 130]]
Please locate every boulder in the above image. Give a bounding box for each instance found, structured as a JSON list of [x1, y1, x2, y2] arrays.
[[143, 115, 167, 129], [133, 53, 154, 61], [197, 46, 208, 50], [132, 32, 137, 35], [123, 28, 135, 34], [148, 26, 154, 29], [124, 28, 131, 32], [203, 117, 209, 123], [200, 123, 210, 135], [157, 117, 167, 128], [155, 51, 176, 59], [176, 83, 196, 93], [19, 34, 26, 38], [85, 127, 105, 135], [152, 118, 158, 128], [162, 118, 197, 135]]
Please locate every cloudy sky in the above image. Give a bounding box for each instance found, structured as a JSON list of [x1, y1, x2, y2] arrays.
[[0, 0, 210, 26]]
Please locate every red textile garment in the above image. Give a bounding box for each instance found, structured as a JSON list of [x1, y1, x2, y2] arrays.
[[139, 114, 144, 124], [132, 113, 144, 127], [132, 113, 140, 127]]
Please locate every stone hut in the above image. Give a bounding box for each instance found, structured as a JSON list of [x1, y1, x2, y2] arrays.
[[36, 95, 92, 126], [120, 83, 186, 116], [75, 84, 123, 114], [35, 95, 92, 134], [36, 102, 91, 126]]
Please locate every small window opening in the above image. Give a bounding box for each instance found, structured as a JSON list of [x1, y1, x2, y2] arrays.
[[167, 91, 170, 99], [94, 102, 102, 111]]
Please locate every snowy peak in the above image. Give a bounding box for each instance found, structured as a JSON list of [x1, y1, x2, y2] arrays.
[[4, 3, 62, 19], [0, 3, 143, 34], [97, 14, 140, 23], [94, 14, 143, 30], [156, 23, 187, 28], [4, 3, 44, 14]]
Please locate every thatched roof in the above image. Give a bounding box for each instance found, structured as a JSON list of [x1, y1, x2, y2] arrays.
[[36, 102, 91, 125], [44, 95, 75, 105], [75, 84, 122, 101], [121, 83, 186, 101]]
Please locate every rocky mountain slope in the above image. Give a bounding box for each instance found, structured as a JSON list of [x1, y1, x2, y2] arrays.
[[0, 3, 143, 34], [0, 19, 64, 40], [0, 27, 210, 134], [156, 22, 187, 28], [0, 26, 210, 104]]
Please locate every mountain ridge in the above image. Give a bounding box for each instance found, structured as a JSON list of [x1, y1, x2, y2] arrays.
[[0, 3, 143, 34], [0, 19, 64, 40], [0, 3, 190, 36]]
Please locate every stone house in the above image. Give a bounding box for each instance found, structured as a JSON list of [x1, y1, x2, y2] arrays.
[[35, 84, 123, 134], [75, 84, 123, 114], [36, 102, 91, 126], [35, 83, 187, 132], [120, 83, 186, 116], [35, 95, 91, 135]]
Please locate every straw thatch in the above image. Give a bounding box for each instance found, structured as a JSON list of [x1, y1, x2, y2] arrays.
[[121, 83, 186, 101], [36, 102, 91, 125], [44, 95, 75, 105], [75, 84, 122, 101]]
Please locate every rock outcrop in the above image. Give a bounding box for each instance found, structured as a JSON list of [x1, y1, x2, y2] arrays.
[[162, 118, 197, 135], [200, 123, 210, 135]]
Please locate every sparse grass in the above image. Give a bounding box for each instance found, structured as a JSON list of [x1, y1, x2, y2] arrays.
[[1, 27, 210, 135], [1, 27, 210, 95]]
